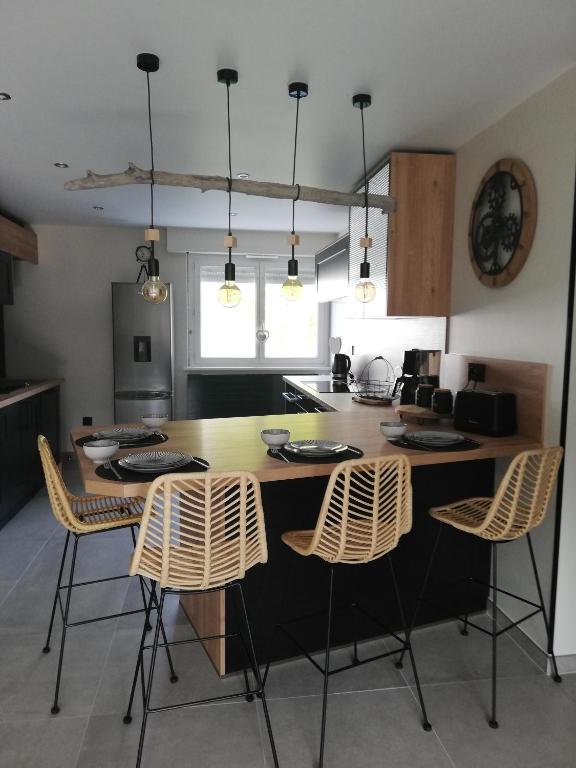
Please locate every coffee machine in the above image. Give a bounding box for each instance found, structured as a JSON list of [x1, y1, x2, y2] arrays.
[[392, 349, 441, 404]]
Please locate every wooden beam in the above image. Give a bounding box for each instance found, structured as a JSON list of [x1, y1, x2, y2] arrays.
[[64, 163, 396, 213], [0, 215, 38, 263]]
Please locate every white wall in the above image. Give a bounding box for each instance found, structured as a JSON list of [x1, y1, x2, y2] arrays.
[[4, 226, 189, 447], [449, 67, 576, 653]]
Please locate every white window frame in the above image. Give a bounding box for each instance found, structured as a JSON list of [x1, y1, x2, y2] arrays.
[[187, 253, 329, 369]]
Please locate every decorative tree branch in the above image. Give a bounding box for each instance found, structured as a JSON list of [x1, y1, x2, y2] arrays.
[[64, 163, 395, 212]]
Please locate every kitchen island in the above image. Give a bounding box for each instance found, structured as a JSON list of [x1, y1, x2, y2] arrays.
[[72, 405, 541, 675]]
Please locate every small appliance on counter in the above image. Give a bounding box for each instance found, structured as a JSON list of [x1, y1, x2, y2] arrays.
[[392, 349, 442, 405], [453, 390, 517, 436], [331, 353, 352, 381]]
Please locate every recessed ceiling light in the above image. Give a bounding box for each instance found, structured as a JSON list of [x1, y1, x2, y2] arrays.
[[54, 162, 69, 168], [236, 172, 250, 179], [230, 212, 238, 216], [0, 93, 11, 101], [92, 205, 104, 211]]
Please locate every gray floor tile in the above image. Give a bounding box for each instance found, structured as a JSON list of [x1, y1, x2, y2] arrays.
[[399, 617, 542, 687], [258, 688, 452, 768], [0, 500, 59, 542], [265, 635, 407, 699], [558, 671, 576, 705], [93, 623, 254, 717], [0, 715, 88, 768], [0, 626, 114, 720], [0, 539, 48, 582], [77, 703, 264, 768], [424, 675, 576, 768]]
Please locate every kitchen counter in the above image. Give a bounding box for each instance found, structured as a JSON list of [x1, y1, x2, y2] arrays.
[[0, 379, 63, 408], [283, 374, 388, 413]]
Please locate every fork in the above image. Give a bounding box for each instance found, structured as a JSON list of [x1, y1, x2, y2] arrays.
[[270, 448, 290, 463], [105, 460, 122, 480]]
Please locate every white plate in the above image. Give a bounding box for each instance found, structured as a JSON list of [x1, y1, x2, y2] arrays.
[[284, 439, 347, 456], [121, 450, 191, 469], [405, 431, 464, 446], [93, 427, 153, 441]]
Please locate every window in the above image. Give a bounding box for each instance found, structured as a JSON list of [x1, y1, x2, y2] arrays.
[[189, 255, 328, 367]]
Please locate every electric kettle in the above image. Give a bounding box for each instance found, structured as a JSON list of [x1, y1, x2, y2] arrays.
[[331, 353, 352, 381]]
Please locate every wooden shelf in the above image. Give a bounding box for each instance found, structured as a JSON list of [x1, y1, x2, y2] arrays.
[[0, 215, 38, 263]]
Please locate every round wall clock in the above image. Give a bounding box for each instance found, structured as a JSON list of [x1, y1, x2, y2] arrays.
[[468, 158, 537, 287]]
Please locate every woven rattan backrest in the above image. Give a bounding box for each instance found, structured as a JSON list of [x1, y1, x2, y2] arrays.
[[306, 456, 412, 564], [37, 434, 82, 532], [479, 447, 563, 541], [130, 470, 268, 589]]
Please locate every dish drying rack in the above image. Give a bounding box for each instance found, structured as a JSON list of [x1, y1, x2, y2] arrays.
[[350, 357, 396, 403]]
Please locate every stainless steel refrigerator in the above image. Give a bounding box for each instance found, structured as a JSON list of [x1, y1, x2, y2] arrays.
[[112, 283, 173, 423]]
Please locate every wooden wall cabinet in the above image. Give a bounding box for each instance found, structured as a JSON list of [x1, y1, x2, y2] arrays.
[[348, 152, 456, 318], [0, 214, 38, 264]]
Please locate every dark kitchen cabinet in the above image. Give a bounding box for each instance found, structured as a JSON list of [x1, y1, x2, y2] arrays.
[[282, 383, 329, 414], [0, 387, 60, 529], [187, 374, 287, 419]]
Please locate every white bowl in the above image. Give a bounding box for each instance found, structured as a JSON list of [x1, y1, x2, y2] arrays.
[[83, 439, 119, 464], [380, 421, 407, 439], [261, 428, 290, 447], [141, 414, 168, 428]]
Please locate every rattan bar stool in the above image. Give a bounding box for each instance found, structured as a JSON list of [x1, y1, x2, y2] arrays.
[[398, 446, 564, 729], [268, 455, 431, 768], [122, 469, 279, 768], [38, 435, 177, 715]]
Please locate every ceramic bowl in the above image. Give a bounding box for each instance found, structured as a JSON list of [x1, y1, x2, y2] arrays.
[[141, 414, 168, 428], [82, 439, 120, 464], [380, 421, 407, 439], [260, 428, 290, 447]]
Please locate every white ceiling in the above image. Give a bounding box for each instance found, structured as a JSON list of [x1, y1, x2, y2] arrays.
[[1, 0, 574, 233]]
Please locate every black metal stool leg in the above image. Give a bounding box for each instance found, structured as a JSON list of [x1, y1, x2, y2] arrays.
[[124, 583, 157, 724], [149, 588, 179, 684], [262, 551, 296, 688], [136, 589, 166, 768], [460, 537, 476, 636], [229, 582, 256, 702], [236, 583, 279, 768], [397, 525, 443, 668], [388, 556, 432, 731], [43, 531, 70, 654], [51, 533, 79, 714], [319, 565, 335, 768], [488, 542, 499, 729], [351, 567, 360, 665], [130, 526, 152, 632], [526, 532, 562, 683]]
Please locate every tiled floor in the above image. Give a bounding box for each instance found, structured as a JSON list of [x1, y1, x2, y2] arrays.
[[1, 462, 575, 768]]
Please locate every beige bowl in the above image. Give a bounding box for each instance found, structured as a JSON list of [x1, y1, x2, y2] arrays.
[[261, 429, 290, 447], [82, 439, 119, 464], [380, 421, 407, 439]]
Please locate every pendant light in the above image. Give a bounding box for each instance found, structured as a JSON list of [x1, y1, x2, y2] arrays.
[[353, 93, 376, 303], [281, 82, 308, 301], [137, 53, 168, 304], [217, 68, 241, 308]]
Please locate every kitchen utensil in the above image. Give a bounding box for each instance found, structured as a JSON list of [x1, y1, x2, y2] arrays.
[[284, 439, 346, 457], [395, 404, 441, 422], [331, 353, 351, 381], [82, 440, 119, 464], [104, 460, 122, 480], [352, 395, 393, 406], [141, 414, 168, 428], [93, 427, 153, 441], [380, 421, 407, 438], [261, 429, 290, 447], [432, 389, 453, 415], [415, 384, 434, 409], [404, 431, 465, 447], [269, 448, 290, 463]]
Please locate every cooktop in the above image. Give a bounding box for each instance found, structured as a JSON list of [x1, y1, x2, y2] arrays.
[[303, 381, 351, 393]]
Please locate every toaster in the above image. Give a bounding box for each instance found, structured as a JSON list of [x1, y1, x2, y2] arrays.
[[453, 390, 517, 437]]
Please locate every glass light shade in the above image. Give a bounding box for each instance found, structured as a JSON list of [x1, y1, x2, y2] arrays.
[[355, 278, 376, 303], [281, 276, 303, 301], [218, 280, 242, 308], [142, 276, 168, 304]]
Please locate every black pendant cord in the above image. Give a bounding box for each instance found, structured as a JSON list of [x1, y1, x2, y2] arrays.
[[290, 95, 301, 259], [146, 71, 156, 257], [360, 104, 369, 264], [226, 81, 233, 265]]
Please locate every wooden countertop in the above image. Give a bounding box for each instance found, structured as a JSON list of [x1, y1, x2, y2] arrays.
[[0, 379, 63, 408], [71, 411, 541, 498]]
